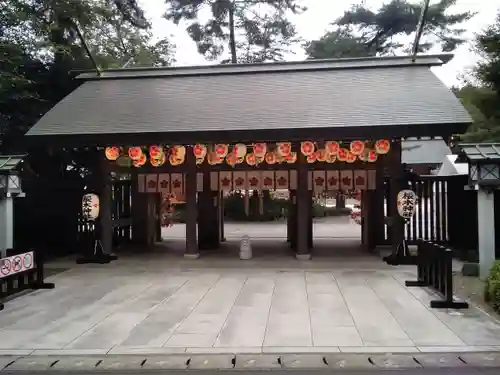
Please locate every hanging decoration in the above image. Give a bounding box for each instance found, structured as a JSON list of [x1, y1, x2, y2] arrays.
[[265, 152, 277, 164], [255, 155, 265, 164], [325, 141, 340, 156], [337, 148, 349, 162], [233, 143, 247, 158], [350, 140, 365, 156], [193, 144, 207, 159], [171, 145, 186, 160], [285, 152, 297, 164], [367, 150, 378, 163], [316, 149, 327, 162], [253, 143, 267, 158], [346, 151, 357, 163], [149, 145, 163, 160], [276, 142, 292, 157], [300, 141, 315, 156], [226, 151, 238, 167], [326, 154, 336, 163], [375, 139, 391, 154], [105, 146, 120, 161], [214, 144, 229, 158], [306, 153, 317, 163], [133, 153, 147, 167], [151, 153, 166, 167], [246, 153, 256, 166], [128, 146, 143, 161]]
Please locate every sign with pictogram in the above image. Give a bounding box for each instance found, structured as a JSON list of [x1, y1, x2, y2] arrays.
[[0, 251, 34, 279]]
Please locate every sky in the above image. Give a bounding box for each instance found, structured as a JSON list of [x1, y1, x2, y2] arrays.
[[139, 0, 500, 87]]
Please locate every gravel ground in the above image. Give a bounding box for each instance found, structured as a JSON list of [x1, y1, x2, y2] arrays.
[[453, 274, 499, 320]]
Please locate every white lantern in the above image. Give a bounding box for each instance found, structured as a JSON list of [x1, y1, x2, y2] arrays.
[[396, 189, 417, 219], [82, 193, 100, 221]]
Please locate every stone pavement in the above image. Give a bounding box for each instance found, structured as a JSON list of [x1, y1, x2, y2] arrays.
[[0, 220, 499, 357]]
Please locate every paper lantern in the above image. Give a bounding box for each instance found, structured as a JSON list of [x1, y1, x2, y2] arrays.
[[300, 141, 315, 156], [306, 153, 317, 163], [375, 139, 391, 154], [149, 145, 163, 159], [226, 152, 237, 167], [171, 145, 186, 159], [397, 189, 418, 219], [325, 141, 340, 156], [193, 144, 207, 159], [196, 157, 204, 165], [82, 193, 99, 221], [233, 143, 247, 158], [105, 146, 120, 161], [207, 152, 218, 165], [236, 157, 244, 164], [214, 144, 229, 158], [128, 147, 143, 161], [285, 152, 297, 164], [133, 153, 147, 167], [276, 142, 291, 157], [326, 154, 336, 163], [253, 143, 267, 158], [246, 153, 256, 166], [367, 150, 378, 163], [316, 149, 327, 162], [346, 151, 357, 163], [350, 140, 365, 156], [337, 148, 349, 162], [151, 153, 166, 167], [265, 152, 277, 164], [255, 156, 265, 164]]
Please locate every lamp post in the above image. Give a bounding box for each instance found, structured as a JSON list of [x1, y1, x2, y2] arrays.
[[0, 170, 25, 257]]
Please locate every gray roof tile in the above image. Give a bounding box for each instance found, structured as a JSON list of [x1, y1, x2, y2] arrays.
[[26, 61, 472, 139], [459, 143, 500, 163], [402, 137, 451, 165]]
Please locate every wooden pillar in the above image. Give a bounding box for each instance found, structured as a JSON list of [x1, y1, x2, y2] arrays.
[[100, 159, 113, 255], [219, 190, 226, 242], [155, 193, 162, 242], [387, 141, 405, 253], [296, 147, 311, 260], [374, 165, 386, 246], [198, 171, 220, 249], [307, 190, 313, 249], [289, 190, 297, 249], [185, 147, 199, 258], [362, 190, 377, 252]]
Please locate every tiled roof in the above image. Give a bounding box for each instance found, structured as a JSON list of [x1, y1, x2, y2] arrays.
[[402, 137, 451, 165], [458, 143, 500, 163], [0, 155, 24, 172]]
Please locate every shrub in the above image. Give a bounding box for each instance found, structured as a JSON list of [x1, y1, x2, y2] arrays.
[[485, 261, 500, 313]]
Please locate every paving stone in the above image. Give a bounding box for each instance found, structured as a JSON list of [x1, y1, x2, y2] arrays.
[[51, 357, 103, 370], [460, 352, 500, 367], [326, 354, 374, 369], [188, 354, 234, 369], [0, 357, 19, 370], [280, 354, 328, 369], [5, 356, 59, 371], [369, 354, 422, 368], [234, 354, 281, 369], [414, 354, 467, 368], [141, 356, 189, 370], [97, 355, 146, 370]]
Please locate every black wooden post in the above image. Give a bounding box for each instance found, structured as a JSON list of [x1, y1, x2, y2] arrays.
[[296, 144, 310, 260], [185, 147, 199, 258]]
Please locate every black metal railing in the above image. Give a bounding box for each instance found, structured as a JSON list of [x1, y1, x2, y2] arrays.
[[0, 248, 55, 311], [405, 240, 468, 309]]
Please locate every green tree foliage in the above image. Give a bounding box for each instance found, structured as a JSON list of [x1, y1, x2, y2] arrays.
[[459, 11, 500, 142], [306, 0, 474, 59], [164, 0, 305, 63]]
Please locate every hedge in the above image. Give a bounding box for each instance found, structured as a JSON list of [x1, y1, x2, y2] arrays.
[[485, 261, 500, 313]]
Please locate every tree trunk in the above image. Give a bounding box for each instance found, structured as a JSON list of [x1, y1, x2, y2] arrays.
[[228, 4, 237, 63]]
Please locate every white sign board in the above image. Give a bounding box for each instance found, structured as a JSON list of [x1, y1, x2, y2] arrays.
[[0, 251, 34, 279]]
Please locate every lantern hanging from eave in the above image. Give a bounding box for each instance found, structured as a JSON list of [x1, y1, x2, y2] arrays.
[[236, 156, 244, 164], [300, 141, 315, 156], [367, 150, 378, 163], [285, 152, 297, 164], [337, 148, 349, 162], [276, 142, 291, 157], [171, 145, 186, 159], [214, 144, 229, 158], [151, 153, 166, 167], [128, 146, 143, 161], [226, 152, 237, 167], [350, 140, 365, 156], [265, 152, 277, 164], [193, 144, 207, 159], [105, 146, 120, 161], [346, 151, 357, 163], [233, 143, 247, 158], [255, 156, 265, 165], [252, 143, 267, 158], [275, 154, 284, 163], [375, 139, 391, 154], [326, 154, 336, 163], [82, 193, 99, 221], [149, 145, 163, 159], [306, 152, 317, 163], [325, 141, 340, 156], [316, 149, 327, 162], [133, 153, 147, 167], [196, 157, 204, 165], [207, 152, 217, 165], [246, 153, 256, 166]]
